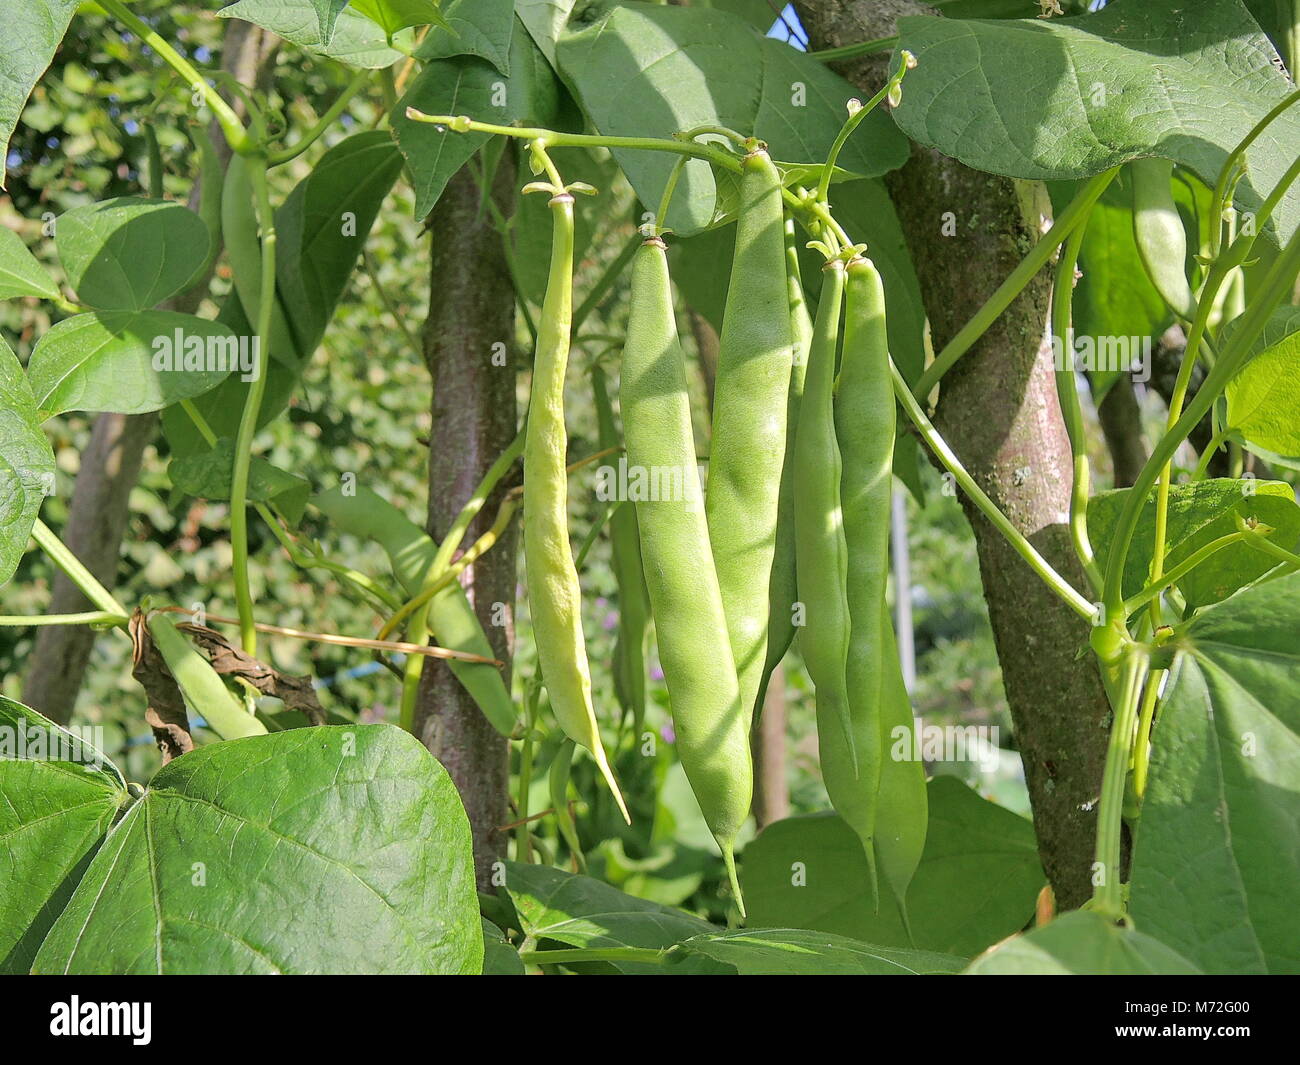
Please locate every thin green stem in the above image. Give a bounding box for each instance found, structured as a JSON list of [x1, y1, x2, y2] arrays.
[[1052, 223, 1103, 594], [1193, 423, 1234, 480], [655, 155, 689, 234], [516, 685, 539, 863], [1131, 666, 1165, 799], [98, 0, 252, 154], [30, 520, 130, 618], [1210, 88, 1300, 257], [1243, 534, 1300, 572], [890, 362, 1095, 620], [807, 35, 900, 62], [0, 610, 127, 628], [913, 168, 1119, 401], [229, 157, 277, 654], [1091, 649, 1146, 919], [817, 55, 910, 204], [1122, 530, 1251, 616], [268, 67, 371, 166]]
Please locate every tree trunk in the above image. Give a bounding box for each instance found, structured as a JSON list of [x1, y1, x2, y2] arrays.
[[798, 0, 1113, 909], [416, 157, 520, 891], [23, 24, 276, 724]]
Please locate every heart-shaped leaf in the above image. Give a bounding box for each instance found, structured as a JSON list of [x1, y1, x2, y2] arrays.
[[0, 0, 79, 176], [0, 337, 56, 585], [27, 310, 241, 418], [32, 725, 483, 974], [351, 0, 449, 41], [1129, 572, 1300, 975], [55, 198, 210, 312], [0, 697, 124, 974], [967, 910, 1201, 974], [0, 227, 60, 302], [893, 0, 1300, 242]]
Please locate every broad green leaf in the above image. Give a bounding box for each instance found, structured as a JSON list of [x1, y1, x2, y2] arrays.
[[893, 0, 1300, 243], [1130, 572, 1300, 975], [394, 19, 559, 218], [55, 198, 210, 312], [33, 725, 483, 974], [744, 778, 1043, 958], [1088, 478, 1300, 608], [169, 439, 311, 525], [966, 910, 1201, 974], [417, 0, 515, 74], [0, 226, 60, 301], [220, 0, 410, 68], [556, 2, 908, 234], [500, 861, 726, 974], [1224, 306, 1300, 466], [312, 486, 518, 738], [27, 311, 239, 418], [680, 928, 966, 975], [481, 918, 523, 975], [0, 337, 55, 585], [0, 0, 79, 180], [274, 130, 405, 360], [0, 697, 125, 974], [351, 0, 448, 41]]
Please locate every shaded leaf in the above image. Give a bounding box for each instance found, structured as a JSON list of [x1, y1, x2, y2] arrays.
[[0, 337, 55, 585], [417, 0, 515, 74], [1130, 572, 1300, 974], [219, 0, 410, 69], [33, 726, 482, 974], [0, 226, 60, 301], [681, 928, 966, 975], [169, 437, 310, 524]]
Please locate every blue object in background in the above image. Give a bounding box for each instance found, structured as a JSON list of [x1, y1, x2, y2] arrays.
[[767, 4, 808, 49]]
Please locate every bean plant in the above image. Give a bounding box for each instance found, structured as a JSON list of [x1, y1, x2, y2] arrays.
[[0, 0, 1296, 977]]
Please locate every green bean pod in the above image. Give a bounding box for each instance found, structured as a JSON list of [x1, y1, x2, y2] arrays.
[[795, 259, 863, 814], [147, 613, 266, 740], [874, 607, 927, 932], [548, 739, 587, 872], [705, 148, 794, 726], [753, 215, 815, 722], [524, 190, 629, 823], [1131, 157, 1196, 319], [620, 236, 751, 914], [183, 124, 224, 293], [591, 361, 649, 734], [830, 257, 894, 898]]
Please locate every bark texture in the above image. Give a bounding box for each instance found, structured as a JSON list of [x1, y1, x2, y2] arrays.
[[416, 157, 521, 890], [23, 24, 277, 724], [798, 0, 1113, 908]]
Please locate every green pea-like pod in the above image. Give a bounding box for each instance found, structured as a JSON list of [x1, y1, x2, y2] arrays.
[[591, 361, 649, 734], [753, 215, 815, 722], [795, 260, 873, 893], [830, 257, 895, 903], [147, 613, 266, 740], [620, 236, 752, 915], [706, 148, 794, 726], [1130, 157, 1196, 319], [524, 190, 629, 824], [873, 607, 927, 934]]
